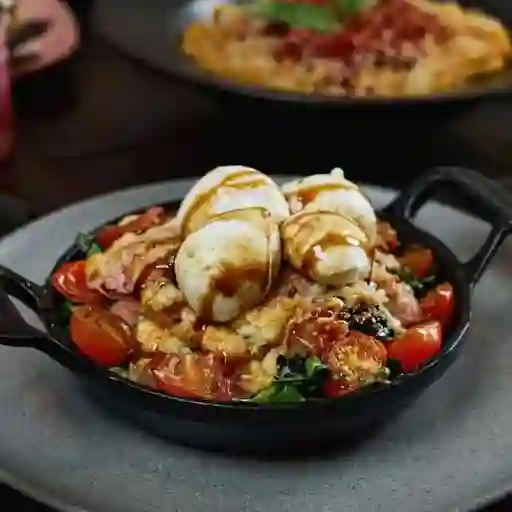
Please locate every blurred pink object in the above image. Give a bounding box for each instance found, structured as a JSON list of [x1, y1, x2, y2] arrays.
[[12, 0, 79, 77], [0, 20, 13, 160]]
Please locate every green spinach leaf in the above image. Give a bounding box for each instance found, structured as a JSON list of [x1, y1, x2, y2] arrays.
[[56, 300, 74, 330], [75, 232, 103, 258], [305, 356, 329, 378], [331, 0, 376, 14], [251, 2, 340, 32], [249, 356, 330, 403], [393, 267, 437, 298], [251, 383, 305, 403]]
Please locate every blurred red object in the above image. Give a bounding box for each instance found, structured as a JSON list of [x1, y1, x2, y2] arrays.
[[0, 22, 13, 161]]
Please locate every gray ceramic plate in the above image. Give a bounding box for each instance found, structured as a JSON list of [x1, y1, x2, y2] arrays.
[[0, 179, 511, 512]]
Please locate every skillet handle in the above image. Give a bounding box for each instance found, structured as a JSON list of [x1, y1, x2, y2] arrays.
[[0, 264, 51, 347], [0, 265, 101, 373], [383, 166, 512, 288]]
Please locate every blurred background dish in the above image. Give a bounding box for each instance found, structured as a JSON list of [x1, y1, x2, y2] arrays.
[[92, 0, 512, 164], [94, 0, 512, 107], [182, 0, 511, 99]]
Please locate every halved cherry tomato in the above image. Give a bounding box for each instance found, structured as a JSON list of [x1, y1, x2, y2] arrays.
[[386, 320, 442, 373], [288, 309, 348, 356], [323, 378, 357, 398], [399, 246, 434, 277], [51, 260, 103, 304], [153, 353, 235, 401], [70, 304, 134, 366], [421, 282, 454, 326], [323, 331, 388, 395], [95, 206, 165, 249]]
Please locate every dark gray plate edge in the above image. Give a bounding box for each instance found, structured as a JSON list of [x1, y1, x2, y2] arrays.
[[0, 469, 87, 512], [0, 177, 505, 512]]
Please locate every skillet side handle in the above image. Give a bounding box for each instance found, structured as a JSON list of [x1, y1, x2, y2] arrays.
[[383, 166, 512, 288], [0, 264, 49, 347]]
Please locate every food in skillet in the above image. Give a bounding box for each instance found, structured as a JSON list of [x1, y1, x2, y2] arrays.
[[182, 0, 511, 97], [51, 166, 454, 403]]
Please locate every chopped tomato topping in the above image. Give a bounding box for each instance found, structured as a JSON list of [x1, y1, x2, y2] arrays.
[[287, 300, 348, 356]]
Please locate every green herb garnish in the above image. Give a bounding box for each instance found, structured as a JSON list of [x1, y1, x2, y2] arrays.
[[246, 0, 376, 32], [393, 267, 437, 298], [305, 355, 328, 378], [75, 232, 103, 258], [250, 2, 341, 32], [56, 299, 74, 331], [251, 383, 305, 403], [249, 356, 330, 404], [331, 0, 376, 14]]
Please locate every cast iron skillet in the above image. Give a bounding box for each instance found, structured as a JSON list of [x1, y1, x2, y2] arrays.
[[93, 0, 512, 108], [0, 167, 511, 454]]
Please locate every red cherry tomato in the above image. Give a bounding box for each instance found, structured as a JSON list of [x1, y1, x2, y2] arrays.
[[153, 353, 235, 401], [399, 247, 434, 277], [420, 283, 454, 326], [323, 378, 357, 398], [386, 321, 442, 373], [70, 304, 134, 366], [323, 331, 388, 397], [95, 206, 165, 249], [51, 260, 103, 304]]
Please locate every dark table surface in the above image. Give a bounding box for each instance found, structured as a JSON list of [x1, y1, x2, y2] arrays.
[[2, 0, 512, 510]]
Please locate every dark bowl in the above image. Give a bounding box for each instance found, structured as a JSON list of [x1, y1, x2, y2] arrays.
[[0, 167, 510, 455], [93, 0, 512, 111]]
